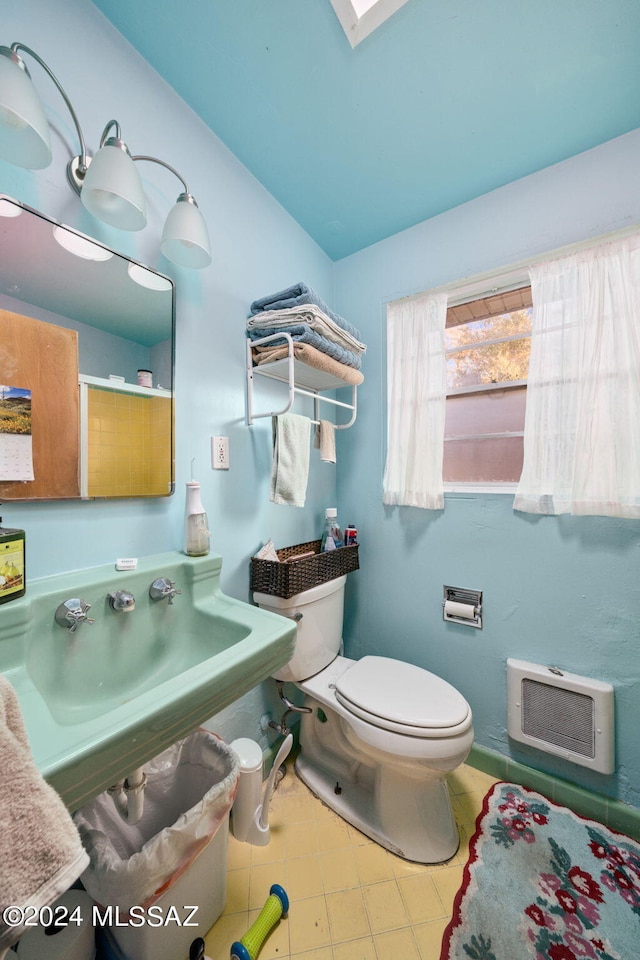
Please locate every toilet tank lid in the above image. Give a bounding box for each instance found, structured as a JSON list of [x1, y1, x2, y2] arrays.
[[253, 574, 346, 609], [335, 656, 470, 730]]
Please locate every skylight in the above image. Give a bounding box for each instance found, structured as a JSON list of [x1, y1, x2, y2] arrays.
[[351, 0, 383, 15], [330, 0, 411, 47]]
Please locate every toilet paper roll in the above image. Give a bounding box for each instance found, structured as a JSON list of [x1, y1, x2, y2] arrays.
[[444, 599, 476, 620], [16, 890, 95, 960]]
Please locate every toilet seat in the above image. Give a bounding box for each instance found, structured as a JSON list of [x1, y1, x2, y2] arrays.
[[334, 655, 472, 739]]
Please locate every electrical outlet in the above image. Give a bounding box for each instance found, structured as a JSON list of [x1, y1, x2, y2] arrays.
[[212, 436, 229, 469]]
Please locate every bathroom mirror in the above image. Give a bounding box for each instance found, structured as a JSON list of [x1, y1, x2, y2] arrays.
[[0, 196, 174, 500]]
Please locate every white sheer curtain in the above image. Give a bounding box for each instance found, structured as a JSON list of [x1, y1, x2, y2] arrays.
[[383, 290, 448, 509], [514, 233, 640, 518]]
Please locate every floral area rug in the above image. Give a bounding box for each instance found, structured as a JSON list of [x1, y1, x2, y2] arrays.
[[440, 782, 640, 960]]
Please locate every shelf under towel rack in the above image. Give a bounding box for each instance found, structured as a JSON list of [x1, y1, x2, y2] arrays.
[[246, 332, 358, 429]]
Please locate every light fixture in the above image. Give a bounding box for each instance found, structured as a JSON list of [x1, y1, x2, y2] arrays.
[[0, 42, 211, 268], [127, 261, 173, 292], [52, 225, 114, 261], [0, 44, 53, 168], [135, 156, 212, 269], [79, 121, 147, 232], [0, 197, 23, 217]]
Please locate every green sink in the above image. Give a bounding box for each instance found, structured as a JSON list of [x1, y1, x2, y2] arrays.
[[0, 552, 295, 811]]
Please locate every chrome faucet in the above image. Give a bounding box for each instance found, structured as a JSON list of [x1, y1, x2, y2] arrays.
[[149, 577, 182, 605], [108, 589, 136, 613], [55, 598, 96, 633]]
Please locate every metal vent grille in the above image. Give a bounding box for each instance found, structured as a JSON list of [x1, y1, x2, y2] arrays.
[[522, 678, 595, 759]]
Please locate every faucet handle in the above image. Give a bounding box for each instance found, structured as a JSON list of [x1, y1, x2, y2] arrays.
[[149, 577, 182, 605], [108, 589, 136, 613], [55, 598, 96, 633]]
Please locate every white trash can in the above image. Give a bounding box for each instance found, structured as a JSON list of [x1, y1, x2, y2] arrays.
[[74, 731, 239, 960]]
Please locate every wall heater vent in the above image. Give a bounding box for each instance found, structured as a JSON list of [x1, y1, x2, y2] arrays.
[[507, 658, 615, 775]]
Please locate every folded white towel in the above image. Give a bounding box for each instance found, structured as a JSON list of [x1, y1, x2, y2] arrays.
[[0, 675, 89, 949], [314, 420, 336, 464], [270, 414, 311, 508], [247, 304, 367, 354]]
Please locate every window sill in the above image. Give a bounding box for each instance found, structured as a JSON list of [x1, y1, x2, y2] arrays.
[[444, 482, 518, 495]]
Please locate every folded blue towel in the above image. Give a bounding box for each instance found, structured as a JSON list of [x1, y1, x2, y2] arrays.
[[249, 282, 361, 340], [247, 324, 362, 369]]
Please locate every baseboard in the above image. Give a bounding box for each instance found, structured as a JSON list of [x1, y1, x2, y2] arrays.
[[468, 743, 640, 841]]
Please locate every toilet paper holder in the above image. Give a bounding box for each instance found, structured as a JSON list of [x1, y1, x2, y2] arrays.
[[443, 585, 483, 629]]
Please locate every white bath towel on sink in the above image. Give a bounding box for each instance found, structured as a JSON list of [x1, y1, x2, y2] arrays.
[[0, 674, 89, 949]]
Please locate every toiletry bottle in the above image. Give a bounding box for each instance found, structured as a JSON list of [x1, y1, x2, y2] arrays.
[[0, 518, 26, 604], [184, 481, 210, 556], [321, 508, 343, 552], [344, 524, 358, 546]]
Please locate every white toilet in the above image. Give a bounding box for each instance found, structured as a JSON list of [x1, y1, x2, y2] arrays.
[[254, 575, 474, 863]]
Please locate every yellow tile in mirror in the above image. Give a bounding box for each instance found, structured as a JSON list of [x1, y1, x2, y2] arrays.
[[86, 385, 172, 498]]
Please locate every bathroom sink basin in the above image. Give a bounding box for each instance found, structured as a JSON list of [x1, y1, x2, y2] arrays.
[[0, 552, 296, 810], [27, 607, 251, 726]]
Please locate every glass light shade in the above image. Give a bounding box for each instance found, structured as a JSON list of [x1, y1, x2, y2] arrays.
[[160, 195, 212, 269], [0, 50, 52, 169], [80, 143, 147, 231], [52, 225, 114, 261], [0, 198, 22, 217], [127, 261, 172, 291]]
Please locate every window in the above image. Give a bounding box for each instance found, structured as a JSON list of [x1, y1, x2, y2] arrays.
[[443, 286, 532, 485], [384, 230, 640, 513], [329, 0, 412, 47]]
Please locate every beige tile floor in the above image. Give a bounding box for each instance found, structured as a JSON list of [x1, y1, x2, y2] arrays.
[[204, 758, 497, 960]]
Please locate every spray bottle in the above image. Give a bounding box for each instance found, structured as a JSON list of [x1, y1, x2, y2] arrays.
[[184, 462, 210, 557]]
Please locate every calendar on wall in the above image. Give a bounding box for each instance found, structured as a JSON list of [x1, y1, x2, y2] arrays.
[[0, 385, 34, 482]]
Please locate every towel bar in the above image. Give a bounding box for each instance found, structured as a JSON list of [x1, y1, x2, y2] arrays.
[[246, 333, 358, 429]]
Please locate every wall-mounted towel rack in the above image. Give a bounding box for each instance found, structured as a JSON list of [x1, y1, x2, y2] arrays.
[[246, 333, 358, 429]]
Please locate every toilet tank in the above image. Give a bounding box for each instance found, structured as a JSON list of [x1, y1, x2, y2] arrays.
[[253, 575, 346, 683]]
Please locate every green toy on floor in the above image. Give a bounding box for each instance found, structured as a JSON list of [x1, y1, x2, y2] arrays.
[[189, 885, 289, 960]]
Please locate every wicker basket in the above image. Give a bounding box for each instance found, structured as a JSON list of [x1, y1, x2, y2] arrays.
[[250, 539, 359, 599]]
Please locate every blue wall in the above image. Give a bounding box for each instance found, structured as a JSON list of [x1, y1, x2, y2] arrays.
[[334, 130, 640, 806], [4, 0, 640, 806]]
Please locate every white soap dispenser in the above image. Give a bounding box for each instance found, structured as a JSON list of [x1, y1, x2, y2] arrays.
[[184, 478, 210, 557]]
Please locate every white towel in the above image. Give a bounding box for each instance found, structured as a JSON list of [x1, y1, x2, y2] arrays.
[[0, 675, 89, 949], [270, 414, 311, 508], [247, 304, 367, 354], [314, 420, 336, 464]]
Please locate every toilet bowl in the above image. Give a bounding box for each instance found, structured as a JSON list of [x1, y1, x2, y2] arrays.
[[254, 576, 474, 863]]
